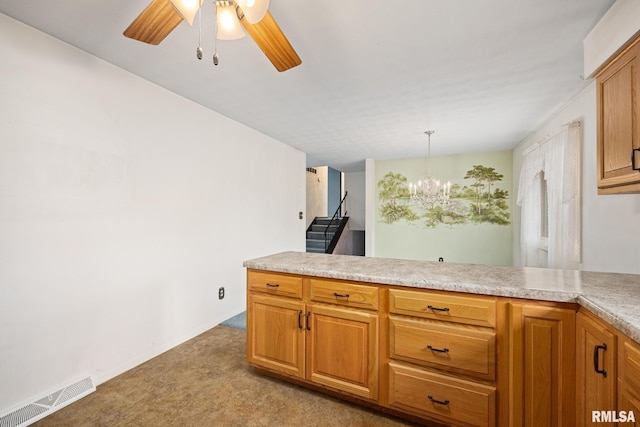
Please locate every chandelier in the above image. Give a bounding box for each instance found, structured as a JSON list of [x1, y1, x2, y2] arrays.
[[408, 131, 451, 209]]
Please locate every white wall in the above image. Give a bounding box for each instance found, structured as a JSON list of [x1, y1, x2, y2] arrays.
[[344, 171, 365, 230], [365, 159, 376, 256], [512, 83, 640, 273], [584, 0, 640, 77], [0, 14, 305, 412], [514, 1, 640, 274], [305, 166, 327, 228]]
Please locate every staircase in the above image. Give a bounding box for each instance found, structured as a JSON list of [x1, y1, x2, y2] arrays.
[[306, 217, 348, 253]]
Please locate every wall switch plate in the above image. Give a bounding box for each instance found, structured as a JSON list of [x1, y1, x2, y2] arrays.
[[218, 287, 225, 300]]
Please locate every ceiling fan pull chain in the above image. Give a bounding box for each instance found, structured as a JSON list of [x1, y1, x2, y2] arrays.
[[196, 0, 203, 59], [213, 0, 219, 65]]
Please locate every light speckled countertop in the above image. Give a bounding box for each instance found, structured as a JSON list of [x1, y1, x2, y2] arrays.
[[243, 251, 640, 343]]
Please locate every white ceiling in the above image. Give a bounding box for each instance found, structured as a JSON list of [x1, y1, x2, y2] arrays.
[[0, 0, 614, 172]]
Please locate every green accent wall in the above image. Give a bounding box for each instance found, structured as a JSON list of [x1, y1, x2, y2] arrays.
[[374, 150, 513, 265]]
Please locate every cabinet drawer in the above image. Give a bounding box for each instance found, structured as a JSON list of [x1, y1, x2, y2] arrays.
[[309, 278, 379, 310], [389, 316, 495, 380], [389, 362, 495, 427], [247, 270, 302, 299], [389, 288, 496, 327]]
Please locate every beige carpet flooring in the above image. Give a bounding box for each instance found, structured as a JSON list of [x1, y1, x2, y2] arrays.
[[33, 325, 419, 427]]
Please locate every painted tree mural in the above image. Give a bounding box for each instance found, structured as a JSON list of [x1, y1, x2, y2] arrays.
[[377, 172, 418, 223], [378, 164, 510, 227]]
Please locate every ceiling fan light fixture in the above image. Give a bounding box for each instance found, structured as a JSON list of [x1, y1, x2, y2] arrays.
[[169, 0, 201, 25], [216, 5, 246, 40], [236, 0, 269, 24]]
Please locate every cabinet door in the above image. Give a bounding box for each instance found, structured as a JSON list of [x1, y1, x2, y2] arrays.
[[597, 36, 640, 194], [618, 389, 640, 426], [509, 303, 576, 427], [620, 339, 640, 426], [576, 311, 617, 426], [247, 293, 305, 378], [306, 304, 379, 400]]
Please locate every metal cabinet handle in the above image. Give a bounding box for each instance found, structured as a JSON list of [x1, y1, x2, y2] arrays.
[[427, 395, 450, 405], [297, 310, 303, 329], [265, 283, 280, 289], [594, 343, 607, 378], [305, 311, 311, 331], [333, 292, 350, 299], [427, 345, 450, 353], [427, 305, 450, 312], [632, 148, 640, 171]]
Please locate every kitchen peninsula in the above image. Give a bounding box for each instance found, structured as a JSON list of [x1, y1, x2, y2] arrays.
[[243, 252, 640, 426]]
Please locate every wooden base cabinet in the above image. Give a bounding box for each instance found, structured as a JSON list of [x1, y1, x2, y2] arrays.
[[619, 392, 640, 427], [508, 302, 577, 427], [307, 304, 378, 399], [619, 338, 640, 426], [247, 293, 305, 378], [388, 362, 496, 427], [576, 310, 617, 426], [389, 316, 496, 381], [246, 270, 379, 401], [247, 269, 640, 426], [387, 289, 498, 426]]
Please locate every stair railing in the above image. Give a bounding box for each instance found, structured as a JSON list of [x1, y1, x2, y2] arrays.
[[324, 191, 348, 252]]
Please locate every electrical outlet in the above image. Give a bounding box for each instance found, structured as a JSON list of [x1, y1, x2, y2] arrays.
[[218, 287, 225, 300]]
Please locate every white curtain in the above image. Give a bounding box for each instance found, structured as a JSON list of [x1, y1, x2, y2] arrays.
[[517, 123, 581, 269]]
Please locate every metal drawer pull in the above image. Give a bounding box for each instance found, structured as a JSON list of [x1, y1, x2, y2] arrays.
[[427, 345, 449, 353], [265, 283, 280, 289], [632, 148, 640, 171], [333, 292, 350, 299], [427, 395, 450, 405], [427, 305, 450, 312], [594, 343, 607, 378]]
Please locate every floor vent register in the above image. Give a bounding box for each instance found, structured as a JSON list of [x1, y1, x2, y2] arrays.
[[0, 376, 95, 427]]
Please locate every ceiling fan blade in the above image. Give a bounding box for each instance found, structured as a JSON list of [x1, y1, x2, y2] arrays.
[[238, 10, 301, 72], [124, 0, 184, 45]]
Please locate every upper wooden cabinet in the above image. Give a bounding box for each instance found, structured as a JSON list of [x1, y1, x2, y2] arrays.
[[596, 34, 640, 194]]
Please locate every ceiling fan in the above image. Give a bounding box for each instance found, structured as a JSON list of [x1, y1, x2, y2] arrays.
[[123, 0, 301, 72]]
